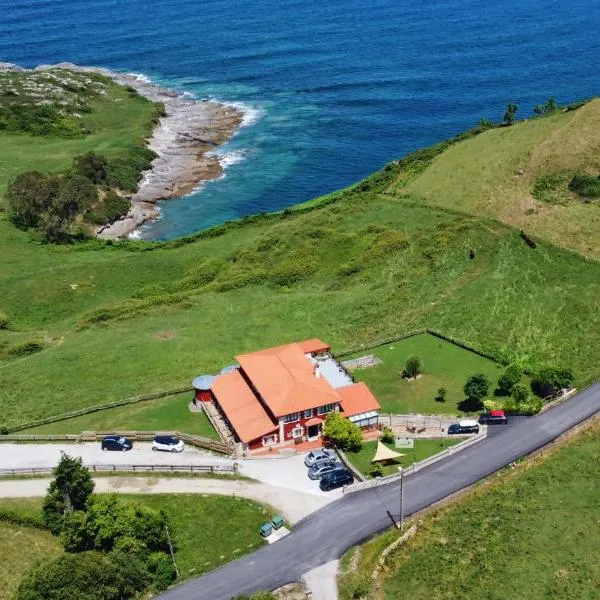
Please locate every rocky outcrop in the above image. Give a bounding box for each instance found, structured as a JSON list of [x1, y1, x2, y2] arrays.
[[4, 62, 244, 239]]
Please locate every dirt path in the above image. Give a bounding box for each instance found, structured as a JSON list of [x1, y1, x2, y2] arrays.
[[0, 477, 330, 523]]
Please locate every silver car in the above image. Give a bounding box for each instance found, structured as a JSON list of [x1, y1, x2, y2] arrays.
[[308, 461, 343, 480], [304, 448, 334, 467]]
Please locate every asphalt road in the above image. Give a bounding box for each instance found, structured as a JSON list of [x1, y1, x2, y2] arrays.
[[158, 382, 600, 600]]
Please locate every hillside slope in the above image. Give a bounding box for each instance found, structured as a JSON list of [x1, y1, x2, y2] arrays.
[[388, 99, 600, 258]]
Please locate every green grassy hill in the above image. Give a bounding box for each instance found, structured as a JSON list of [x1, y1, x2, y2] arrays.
[[1, 97, 600, 428], [389, 99, 600, 258]]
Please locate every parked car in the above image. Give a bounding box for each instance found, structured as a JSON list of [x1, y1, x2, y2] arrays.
[[319, 468, 354, 491], [152, 435, 184, 452], [479, 410, 508, 425], [304, 448, 334, 467], [308, 461, 343, 480], [448, 420, 480, 435], [101, 435, 133, 451]]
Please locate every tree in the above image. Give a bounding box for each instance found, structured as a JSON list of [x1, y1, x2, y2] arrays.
[[534, 97, 558, 116], [463, 374, 490, 403], [322, 412, 363, 452], [43, 453, 94, 534], [497, 364, 523, 395], [72, 152, 109, 184], [15, 551, 151, 600], [511, 384, 530, 404], [435, 387, 447, 402], [5, 171, 59, 229], [532, 367, 574, 398], [404, 356, 422, 378], [503, 103, 518, 125]]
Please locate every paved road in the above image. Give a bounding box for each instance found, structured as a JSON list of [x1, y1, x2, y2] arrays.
[[158, 383, 600, 600]]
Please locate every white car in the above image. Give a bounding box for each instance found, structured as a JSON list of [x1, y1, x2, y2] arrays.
[[152, 435, 184, 452]]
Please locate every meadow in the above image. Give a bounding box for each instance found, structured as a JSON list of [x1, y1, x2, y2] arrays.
[[338, 421, 600, 600], [346, 333, 507, 415], [2, 96, 600, 431]]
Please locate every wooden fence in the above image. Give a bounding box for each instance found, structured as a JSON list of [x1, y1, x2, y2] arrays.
[[0, 430, 232, 455], [0, 463, 235, 476]]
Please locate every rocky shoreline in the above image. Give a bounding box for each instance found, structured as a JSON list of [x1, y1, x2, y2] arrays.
[[4, 62, 244, 239]]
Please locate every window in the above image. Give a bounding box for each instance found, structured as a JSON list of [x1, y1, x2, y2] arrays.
[[317, 403, 337, 415], [262, 434, 278, 446], [303, 409, 313, 419], [292, 426, 303, 439], [283, 412, 301, 423]]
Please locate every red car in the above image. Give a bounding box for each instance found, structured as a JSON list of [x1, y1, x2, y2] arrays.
[[479, 410, 508, 424]]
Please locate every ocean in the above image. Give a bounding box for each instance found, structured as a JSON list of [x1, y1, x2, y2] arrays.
[[1, 0, 599, 239]]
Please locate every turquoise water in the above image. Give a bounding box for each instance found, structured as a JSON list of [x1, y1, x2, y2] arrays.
[[1, 0, 599, 239]]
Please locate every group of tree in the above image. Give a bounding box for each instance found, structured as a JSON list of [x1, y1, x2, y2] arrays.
[[4, 149, 152, 242], [16, 453, 176, 600], [322, 412, 363, 452]]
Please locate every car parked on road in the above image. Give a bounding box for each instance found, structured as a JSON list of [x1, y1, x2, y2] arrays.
[[448, 420, 480, 434], [152, 435, 184, 452], [304, 448, 334, 467], [308, 461, 343, 480], [101, 436, 133, 451], [479, 410, 508, 425], [319, 468, 354, 491]]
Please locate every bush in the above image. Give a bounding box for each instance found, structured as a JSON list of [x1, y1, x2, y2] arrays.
[[15, 551, 151, 600], [568, 174, 600, 198], [532, 367, 574, 398], [86, 190, 130, 225], [322, 412, 363, 452], [5, 171, 60, 229], [147, 552, 176, 591], [7, 340, 44, 358], [73, 152, 109, 184], [403, 356, 422, 378], [381, 427, 395, 444], [435, 387, 447, 402], [464, 374, 489, 403], [370, 463, 384, 478], [511, 384, 530, 404], [0, 312, 9, 329], [497, 364, 523, 395]]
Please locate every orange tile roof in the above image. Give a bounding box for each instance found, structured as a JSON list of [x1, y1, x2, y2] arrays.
[[297, 338, 331, 354], [236, 342, 341, 417], [211, 370, 277, 443], [338, 383, 381, 417]]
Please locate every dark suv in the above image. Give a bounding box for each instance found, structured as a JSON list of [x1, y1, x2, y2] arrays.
[[101, 435, 133, 451], [319, 468, 354, 491]]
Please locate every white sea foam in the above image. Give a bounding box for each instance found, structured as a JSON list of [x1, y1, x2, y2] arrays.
[[126, 72, 152, 84], [211, 149, 247, 169], [222, 101, 264, 128]]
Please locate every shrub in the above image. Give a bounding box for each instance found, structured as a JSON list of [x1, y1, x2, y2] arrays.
[[511, 384, 530, 404], [381, 427, 395, 444], [7, 340, 44, 358], [435, 387, 447, 402], [497, 364, 523, 395], [568, 174, 600, 198], [370, 463, 384, 478], [269, 255, 317, 287], [73, 152, 109, 184], [0, 312, 9, 329], [5, 171, 60, 229], [531, 172, 571, 205], [532, 367, 574, 398], [403, 356, 422, 378], [148, 552, 177, 592]]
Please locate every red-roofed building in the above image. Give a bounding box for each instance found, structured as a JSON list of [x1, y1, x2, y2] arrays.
[[192, 340, 380, 452]]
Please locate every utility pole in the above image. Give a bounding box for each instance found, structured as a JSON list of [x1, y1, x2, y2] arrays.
[[165, 525, 179, 578], [397, 467, 404, 532]]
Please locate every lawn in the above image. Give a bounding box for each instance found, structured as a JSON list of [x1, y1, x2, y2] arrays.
[[345, 438, 460, 478], [339, 422, 600, 600], [346, 333, 508, 415], [24, 391, 219, 439], [0, 493, 274, 592]]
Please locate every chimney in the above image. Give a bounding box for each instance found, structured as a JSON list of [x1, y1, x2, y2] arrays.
[[314, 365, 321, 379]]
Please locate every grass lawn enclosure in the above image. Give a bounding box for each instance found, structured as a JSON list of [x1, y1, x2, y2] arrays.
[[345, 438, 461, 479], [346, 333, 517, 415]]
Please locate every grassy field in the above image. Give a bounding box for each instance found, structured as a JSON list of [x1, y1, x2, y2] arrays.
[[346, 333, 509, 414], [2, 102, 600, 429], [0, 71, 159, 195], [345, 438, 460, 478], [389, 99, 600, 259], [339, 422, 600, 600], [23, 391, 219, 438], [0, 493, 273, 593]]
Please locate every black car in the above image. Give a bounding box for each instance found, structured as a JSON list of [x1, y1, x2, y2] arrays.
[[319, 468, 354, 491], [101, 435, 133, 451], [447, 421, 480, 435]]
